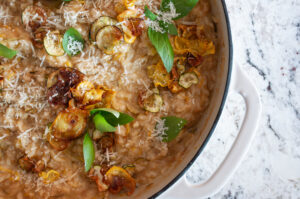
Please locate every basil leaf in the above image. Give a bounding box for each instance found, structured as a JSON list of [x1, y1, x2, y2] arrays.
[[144, 6, 157, 20], [0, 43, 17, 59], [148, 28, 174, 73], [93, 114, 116, 132], [90, 108, 120, 118], [157, 116, 187, 142], [63, 0, 73, 2], [161, 0, 199, 19], [62, 28, 85, 56], [83, 133, 95, 172], [101, 112, 134, 127], [144, 6, 178, 36], [160, 22, 178, 36]]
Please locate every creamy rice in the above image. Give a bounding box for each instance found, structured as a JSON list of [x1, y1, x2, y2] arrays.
[[0, 0, 218, 198]]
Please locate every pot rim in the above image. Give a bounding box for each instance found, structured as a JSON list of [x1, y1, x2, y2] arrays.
[[149, 1, 233, 198]]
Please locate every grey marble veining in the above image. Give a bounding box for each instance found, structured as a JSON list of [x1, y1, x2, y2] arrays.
[[185, 0, 300, 198]]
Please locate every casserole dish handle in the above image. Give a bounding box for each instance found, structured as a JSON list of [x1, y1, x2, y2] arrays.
[[160, 65, 262, 199]]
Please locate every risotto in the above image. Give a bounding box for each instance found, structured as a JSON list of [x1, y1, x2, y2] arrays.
[[0, 0, 218, 198]]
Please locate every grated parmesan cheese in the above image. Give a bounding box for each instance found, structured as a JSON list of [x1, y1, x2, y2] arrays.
[[144, 2, 179, 33], [67, 36, 84, 56], [152, 118, 168, 141]]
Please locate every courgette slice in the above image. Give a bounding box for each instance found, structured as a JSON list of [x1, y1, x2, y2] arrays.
[[143, 94, 163, 113], [22, 6, 47, 32], [44, 30, 65, 56], [90, 16, 118, 41], [178, 72, 199, 89], [96, 26, 123, 55]]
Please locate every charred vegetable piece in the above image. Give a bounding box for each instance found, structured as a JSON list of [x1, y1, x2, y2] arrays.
[[34, 160, 45, 173], [147, 62, 170, 88], [33, 27, 48, 49], [83, 133, 95, 172], [122, 18, 143, 44], [47, 129, 70, 151], [88, 166, 109, 192], [18, 156, 35, 172], [18, 156, 45, 173], [47, 67, 84, 106], [187, 53, 203, 67], [105, 166, 136, 196], [51, 107, 88, 140], [143, 94, 163, 113], [90, 16, 118, 41], [96, 26, 123, 55], [168, 81, 183, 93], [22, 6, 47, 32], [178, 72, 199, 89], [44, 30, 65, 56], [98, 134, 115, 150], [82, 88, 105, 105], [71, 81, 95, 101]]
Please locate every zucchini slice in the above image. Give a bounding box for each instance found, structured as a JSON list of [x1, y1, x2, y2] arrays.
[[143, 94, 163, 113], [44, 30, 65, 56], [22, 6, 47, 32], [179, 72, 199, 89], [96, 25, 123, 55], [90, 16, 118, 41]]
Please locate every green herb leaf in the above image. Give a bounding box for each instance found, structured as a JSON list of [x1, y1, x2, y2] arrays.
[[144, 6, 178, 36], [62, 28, 85, 56], [157, 116, 187, 142], [144, 6, 157, 21], [148, 28, 174, 73], [90, 108, 120, 118], [101, 112, 134, 127], [0, 43, 17, 59], [161, 0, 199, 19], [160, 22, 178, 36], [83, 133, 95, 172], [63, 0, 73, 2], [93, 114, 116, 133]]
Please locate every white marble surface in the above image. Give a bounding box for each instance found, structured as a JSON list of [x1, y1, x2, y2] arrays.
[[185, 0, 300, 198]]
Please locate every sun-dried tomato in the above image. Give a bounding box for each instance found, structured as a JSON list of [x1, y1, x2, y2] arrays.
[[47, 68, 84, 106], [187, 53, 203, 67]]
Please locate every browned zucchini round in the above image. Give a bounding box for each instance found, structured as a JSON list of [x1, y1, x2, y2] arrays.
[[90, 16, 118, 42], [44, 30, 65, 56], [178, 72, 199, 89], [51, 108, 88, 140], [96, 26, 123, 55], [143, 94, 163, 113], [47, 130, 70, 151]]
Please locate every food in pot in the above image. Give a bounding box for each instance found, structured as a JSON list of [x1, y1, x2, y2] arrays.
[[0, 0, 218, 198]]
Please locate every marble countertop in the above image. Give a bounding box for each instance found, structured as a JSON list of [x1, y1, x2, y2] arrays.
[[184, 0, 300, 198]]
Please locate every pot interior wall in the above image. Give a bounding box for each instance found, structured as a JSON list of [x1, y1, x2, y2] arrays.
[[111, 1, 231, 198]]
